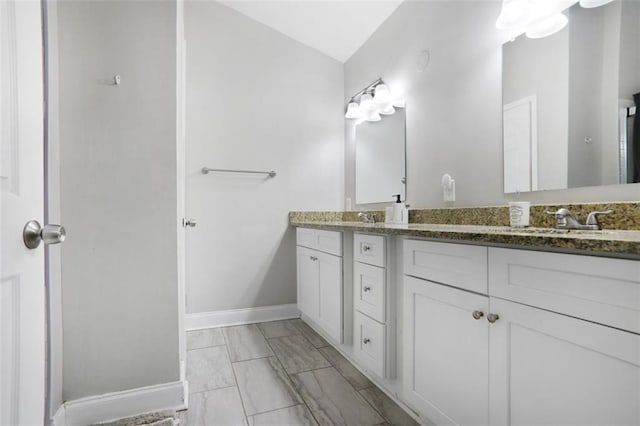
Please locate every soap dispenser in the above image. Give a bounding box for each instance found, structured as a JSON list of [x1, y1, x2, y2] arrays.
[[389, 194, 408, 225]]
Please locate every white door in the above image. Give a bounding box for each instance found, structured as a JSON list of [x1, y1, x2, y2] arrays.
[[1, 1, 46, 425], [316, 251, 342, 342], [503, 95, 537, 193], [403, 276, 489, 425], [489, 298, 640, 426], [296, 246, 318, 321]]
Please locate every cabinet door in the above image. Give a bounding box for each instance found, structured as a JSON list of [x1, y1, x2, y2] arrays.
[[316, 251, 343, 342], [489, 298, 640, 426], [403, 276, 489, 425], [297, 246, 319, 321]]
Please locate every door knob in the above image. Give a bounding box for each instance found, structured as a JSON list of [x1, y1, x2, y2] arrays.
[[23, 220, 66, 249]]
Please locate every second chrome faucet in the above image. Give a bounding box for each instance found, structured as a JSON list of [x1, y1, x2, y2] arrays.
[[546, 208, 613, 230]]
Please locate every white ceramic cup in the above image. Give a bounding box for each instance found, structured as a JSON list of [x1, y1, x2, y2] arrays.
[[509, 201, 530, 228]]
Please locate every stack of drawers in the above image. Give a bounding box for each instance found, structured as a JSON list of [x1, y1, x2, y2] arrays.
[[352, 233, 388, 378]]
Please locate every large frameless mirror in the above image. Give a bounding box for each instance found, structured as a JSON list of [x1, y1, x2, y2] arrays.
[[355, 109, 406, 204], [502, 0, 639, 194]]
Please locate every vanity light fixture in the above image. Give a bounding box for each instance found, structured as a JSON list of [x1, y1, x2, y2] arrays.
[[497, 0, 612, 40], [526, 12, 568, 39], [345, 102, 363, 119], [344, 78, 405, 122], [579, 0, 614, 8]]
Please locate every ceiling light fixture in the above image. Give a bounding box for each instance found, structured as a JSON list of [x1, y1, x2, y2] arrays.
[[344, 78, 405, 122]]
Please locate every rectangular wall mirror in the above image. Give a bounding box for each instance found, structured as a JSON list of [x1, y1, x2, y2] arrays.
[[502, 0, 639, 194], [355, 109, 406, 204]]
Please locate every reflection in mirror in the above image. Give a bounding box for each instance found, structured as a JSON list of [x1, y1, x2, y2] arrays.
[[355, 109, 406, 204], [502, 0, 640, 194]]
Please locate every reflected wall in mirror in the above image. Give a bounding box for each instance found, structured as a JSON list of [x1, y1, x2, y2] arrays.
[[502, 0, 640, 194], [355, 109, 406, 204]]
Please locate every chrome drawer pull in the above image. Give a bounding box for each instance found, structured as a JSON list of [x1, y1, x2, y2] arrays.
[[363, 286, 372, 292], [362, 245, 372, 252], [363, 338, 371, 344]]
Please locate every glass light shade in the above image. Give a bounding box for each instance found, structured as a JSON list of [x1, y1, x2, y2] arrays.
[[365, 110, 381, 122], [379, 105, 395, 115], [496, 0, 529, 30], [528, 0, 560, 22], [526, 12, 568, 39], [579, 0, 614, 8], [392, 97, 406, 108], [360, 93, 375, 111], [373, 84, 392, 105], [345, 102, 362, 119]]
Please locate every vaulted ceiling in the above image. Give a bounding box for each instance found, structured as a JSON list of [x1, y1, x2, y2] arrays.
[[218, 1, 404, 62]]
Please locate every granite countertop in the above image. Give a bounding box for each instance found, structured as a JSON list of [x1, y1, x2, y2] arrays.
[[289, 220, 640, 259]]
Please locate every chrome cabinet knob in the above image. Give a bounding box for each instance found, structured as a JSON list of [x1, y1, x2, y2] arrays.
[[363, 286, 372, 292], [183, 218, 197, 228], [23, 220, 66, 249], [487, 313, 500, 323], [362, 245, 371, 252], [309, 256, 318, 261], [472, 310, 484, 320], [363, 338, 371, 344]]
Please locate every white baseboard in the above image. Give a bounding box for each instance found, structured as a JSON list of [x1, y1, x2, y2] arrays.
[[51, 380, 187, 426], [51, 403, 66, 426], [186, 303, 299, 330]]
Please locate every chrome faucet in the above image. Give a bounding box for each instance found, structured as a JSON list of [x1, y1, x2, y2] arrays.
[[546, 208, 612, 230], [357, 212, 376, 224]]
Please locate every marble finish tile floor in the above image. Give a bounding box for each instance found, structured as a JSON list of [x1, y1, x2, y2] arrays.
[[179, 319, 418, 426]]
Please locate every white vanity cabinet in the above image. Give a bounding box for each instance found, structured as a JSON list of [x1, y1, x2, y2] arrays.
[[487, 247, 640, 426], [296, 228, 343, 342], [402, 239, 640, 426]]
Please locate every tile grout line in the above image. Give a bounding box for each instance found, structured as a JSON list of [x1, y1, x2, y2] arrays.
[[221, 326, 252, 425], [187, 384, 238, 397], [297, 328, 394, 425], [258, 320, 322, 426]]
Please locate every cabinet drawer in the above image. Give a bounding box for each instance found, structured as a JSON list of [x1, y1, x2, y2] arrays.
[[296, 228, 342, 256], [354, 262, 386, 323], [354, 311, 385, 378], [404, 239, 488, 294], [354, 233, 386, 267], [315, 230, 342, 256], [489, 248, 640, 334], [296, 227, 316, 250]]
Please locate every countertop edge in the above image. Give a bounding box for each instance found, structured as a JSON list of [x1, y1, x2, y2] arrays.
[[289, 221, 640, 260]]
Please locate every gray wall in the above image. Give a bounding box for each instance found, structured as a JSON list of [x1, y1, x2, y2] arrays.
[[57, 1, 180, 400], [184, 1, 344, 314], [345, 0, 640, 208]]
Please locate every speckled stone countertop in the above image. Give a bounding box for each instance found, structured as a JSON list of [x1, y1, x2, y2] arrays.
[[289, 204, 640, 259]]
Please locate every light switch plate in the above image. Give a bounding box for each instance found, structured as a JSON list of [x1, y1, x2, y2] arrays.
[[444, 180, 455, 202]]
